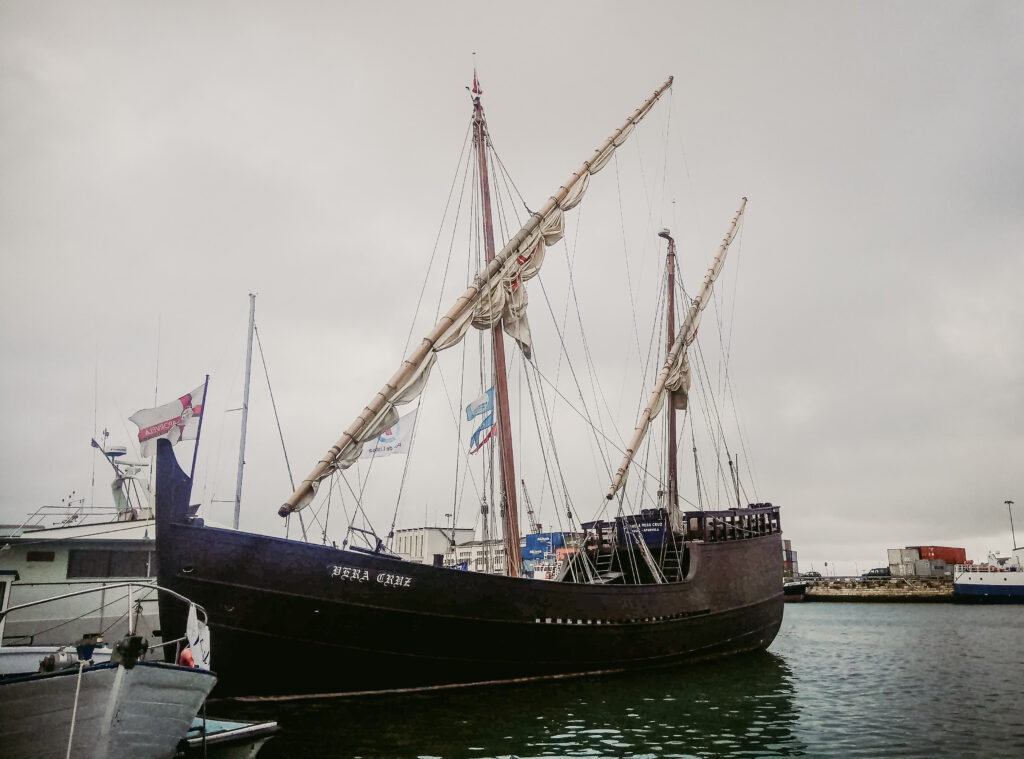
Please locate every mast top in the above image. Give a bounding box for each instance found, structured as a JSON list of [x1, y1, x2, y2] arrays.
[[468, 60, 484, 105]]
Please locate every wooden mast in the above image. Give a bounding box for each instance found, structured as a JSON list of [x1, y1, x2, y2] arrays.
[[607, 198, 747, 500], [279, 75, 675, 518], [659, 230, 679, 521], [471, 73, 521, 577]]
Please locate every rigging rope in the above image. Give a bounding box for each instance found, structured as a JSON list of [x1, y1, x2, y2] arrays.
[[404, 121, 473, 355], [254, 325, 295, 491]]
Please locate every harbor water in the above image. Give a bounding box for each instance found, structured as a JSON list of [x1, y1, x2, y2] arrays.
[[227, 604, 1023, 758]]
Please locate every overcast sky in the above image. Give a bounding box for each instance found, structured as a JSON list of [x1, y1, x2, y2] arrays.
[[2, 1, 1022, 575]]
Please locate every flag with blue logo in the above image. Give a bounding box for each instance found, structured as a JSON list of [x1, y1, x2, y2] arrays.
[[465, 386, 494, 421], [360, 409, 418, 459]]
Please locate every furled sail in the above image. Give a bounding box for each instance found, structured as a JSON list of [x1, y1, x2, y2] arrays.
[[279, 76, 675, 517], [606, 197, 748, 501]]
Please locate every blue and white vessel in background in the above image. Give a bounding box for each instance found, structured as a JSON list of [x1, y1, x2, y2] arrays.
[[953, 500, 1024, 603]]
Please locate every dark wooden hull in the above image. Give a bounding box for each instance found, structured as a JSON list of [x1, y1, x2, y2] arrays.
[[155, 441, 784, 697]]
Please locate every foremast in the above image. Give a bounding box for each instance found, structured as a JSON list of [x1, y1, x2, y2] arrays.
[[471, 74, 521, 577]]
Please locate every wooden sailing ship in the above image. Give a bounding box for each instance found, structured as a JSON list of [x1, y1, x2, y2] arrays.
[[155, 74, 784, 697]]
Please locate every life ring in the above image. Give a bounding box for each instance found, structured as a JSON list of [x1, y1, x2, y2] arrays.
[[178, 648, 196, 668]]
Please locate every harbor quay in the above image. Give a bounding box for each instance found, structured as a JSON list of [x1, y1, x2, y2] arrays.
[[804, 576, 953, 602]]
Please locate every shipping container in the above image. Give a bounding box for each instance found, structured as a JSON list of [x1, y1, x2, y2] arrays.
[[522, 531, 575, 560], [901, 548, 921, 563], [891, 562, 917, 577], [887, 548, 903, 565], [912, 545, 966, 564]]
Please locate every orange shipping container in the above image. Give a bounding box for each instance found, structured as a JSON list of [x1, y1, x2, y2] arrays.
[[912, 545, 966, 564]]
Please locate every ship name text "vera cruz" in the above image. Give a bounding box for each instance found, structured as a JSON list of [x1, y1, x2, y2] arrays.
[[328, 564, 413, 588]]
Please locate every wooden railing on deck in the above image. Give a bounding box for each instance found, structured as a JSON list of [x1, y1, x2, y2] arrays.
[[683, 504, 780, 543]]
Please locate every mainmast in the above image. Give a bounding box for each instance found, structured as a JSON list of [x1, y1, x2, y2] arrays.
[[471, 73, 521, 577], [279, 75, 675, 520], [658, 230, 680, 522]]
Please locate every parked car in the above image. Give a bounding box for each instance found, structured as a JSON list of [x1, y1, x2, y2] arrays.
[[862, 567, 891, 578], [801, 571, 822, 578]]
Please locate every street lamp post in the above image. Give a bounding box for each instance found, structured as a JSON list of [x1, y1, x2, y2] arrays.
[[1007, 500, 1017, 550], [445, 512, 456, 551]]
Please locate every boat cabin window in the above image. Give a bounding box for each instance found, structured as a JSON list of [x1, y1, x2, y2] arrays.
[[27, 551, 56, 562], [66, 549, 155, 579]]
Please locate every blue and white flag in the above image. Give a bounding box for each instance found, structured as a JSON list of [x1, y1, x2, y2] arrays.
[[469, 412, 496, 454], [360, 409, 418, 460], [465, 386, 495, 421]]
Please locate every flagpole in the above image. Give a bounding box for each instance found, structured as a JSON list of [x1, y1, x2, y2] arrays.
[[189, 375, 210, 485]]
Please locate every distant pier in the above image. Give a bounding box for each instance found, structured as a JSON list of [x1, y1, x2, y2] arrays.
[[803, 577, 953, 602]]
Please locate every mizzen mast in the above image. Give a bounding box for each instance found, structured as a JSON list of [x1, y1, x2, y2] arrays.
[[471, 72, 521, 577], [607, 198, 747, 501], [658, 230, 681, 525]]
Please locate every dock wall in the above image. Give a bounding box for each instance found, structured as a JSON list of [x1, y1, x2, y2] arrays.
[[805, 577, 952, 602]]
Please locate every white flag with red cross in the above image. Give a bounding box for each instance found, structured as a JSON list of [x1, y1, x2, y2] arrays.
[[129, 383, 206, 457]]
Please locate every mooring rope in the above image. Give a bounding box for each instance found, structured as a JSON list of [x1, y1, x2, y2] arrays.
[[65, 660, 85, 759]]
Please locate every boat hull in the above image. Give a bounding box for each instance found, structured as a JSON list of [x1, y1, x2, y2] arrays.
[[0, 660, 216, 759], [0, 523, 159, 646], [155, 441, 784, 697], [782, 581, 807, 603], [952, 568, 1024, 604]]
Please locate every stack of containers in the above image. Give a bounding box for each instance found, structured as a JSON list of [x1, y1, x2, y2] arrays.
[[783, 539, 799, 578], [888, 546, 964, 576], [888, 547, 921, 576]]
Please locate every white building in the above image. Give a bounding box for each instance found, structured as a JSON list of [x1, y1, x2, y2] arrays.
[[447, 538, 510, 574], [393, 526, 474, 565]]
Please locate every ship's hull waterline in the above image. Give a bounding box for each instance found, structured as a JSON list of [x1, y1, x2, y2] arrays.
[[155, 441, 784, 698]]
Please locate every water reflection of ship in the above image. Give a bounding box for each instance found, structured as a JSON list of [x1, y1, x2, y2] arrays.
[[224, 653, 802, 758]]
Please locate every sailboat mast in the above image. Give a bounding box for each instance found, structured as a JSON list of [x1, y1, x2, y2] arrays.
[[279, 75, 674, 519], [234, 293, 255, 530], [659, 230, 679, 515], [472, 75, 521, 577]]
